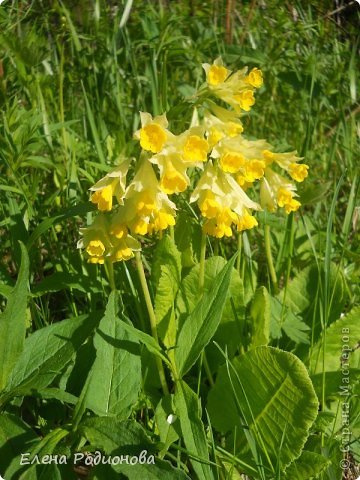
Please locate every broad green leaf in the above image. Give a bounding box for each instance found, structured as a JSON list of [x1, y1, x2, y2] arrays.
[[116, 318, 171, 366], [270, 296, 310, 344], [0, 313, 99, 403], [0, 242, 29, 391], [283, 450, 330, 479], [175, 255, 237, 376], [29, 428, 69, 458], [278, 263, 346, 331], [309, 306, 360, 375], [151, 235, 181, 289], [207, 346, 319, 473], [0, 413, 38, 476], [250, 287, 270, 348], [82, 291, 142, 418], [176, 256, 245, 368], [174, 380, 214, 480], [79, 417, 153, 453], [80, 417, 189, 480]]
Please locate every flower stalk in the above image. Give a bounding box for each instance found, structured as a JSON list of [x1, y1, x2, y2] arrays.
[[135, 251, 169, 395]]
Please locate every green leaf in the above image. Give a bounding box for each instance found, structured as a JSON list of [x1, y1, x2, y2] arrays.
[[82, 291, 142, 418], [309, 306, 360, 375], [0, 242, 29, 391], [80, 417, 190, 480], [250, 287, 270, 348], [174, 380, 214, 480], [270, 296, 310, 344], [176, 256, 245, 368], [0, 313, 99, 403], [278, 263, 346, 332], [0, 413, 38, 476], [152, 236, 182, 348], [116, 318, 171, 367], [175, 255, 237, 376], [207, 346, 319, 473], [283, 450, 330, 479]]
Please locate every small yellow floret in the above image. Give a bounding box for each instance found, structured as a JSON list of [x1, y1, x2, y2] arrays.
[[111, 224, 128, 239], [246, 68, 263, 88], [262, 150, 275, 166], [136, 192, 156, 215], [234, 90, 255, 111], [132, 218, 149, 235], [208, 127, 225, 148], [237, 212, 258, 231], [90, 185, 113, 211], [277, 188, 301, 214], [226, 122, 244, 137], [160, 168, 187, 194], [207, 65, 229, 86], [243, 159, 266, 182], [88, 256, 104, 265], [114, 247, 133, 261], [183, 135, 209, 163], [140, 124, 167, 153], [152, 211, 176, 232], [220, 152, 246, 173], [199, 196, 221, 218], [86, 240, 105, 257], [288, 163, 309, 182]]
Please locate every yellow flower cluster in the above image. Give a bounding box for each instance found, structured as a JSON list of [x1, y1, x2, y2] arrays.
[[78, 58, 309, 262]]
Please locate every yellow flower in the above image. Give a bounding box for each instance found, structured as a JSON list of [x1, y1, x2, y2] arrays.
[[183, 135, 209, 163], [90, 160, 130, 212], [212, 135, 271, 175], [288, 163, 309, 182], [202, 58, 231, 86], [220, 152, 246, 173], [277, 187, 301, 213], [260, 168, 301, 214], [202, 59, 260, 112], [203, 108, 243, 148], [110, 236, 141, 263], [86, 239, 105, 257], [134, 112, 172, 153], [78, 215, 110, 264], [191, 162, 260, 237], [112, 160, 177, 236], [233, 89, 255, 112], [245, 68, 263, 88]]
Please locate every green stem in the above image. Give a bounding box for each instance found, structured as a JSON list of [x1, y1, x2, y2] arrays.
[[135, 251, 169, 395], [198, 233, 214, 386], [106, 260, 116, 291], [264, 224, 279, 294], [199, 232, 207, 293], [237, 232, 242, 273]]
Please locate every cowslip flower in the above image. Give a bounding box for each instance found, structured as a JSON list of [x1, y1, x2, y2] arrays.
[[134, 112, 173, 153], [202, 58, 263, 112], [262, 150, 309, 182], [77, 214, 141, 264], [90, 159, 130, 211], [190, 161, 261, 237], [111, 160, 176, 236], [212, 136, 270, 187], [149, 126, 209, 194], [260, 168, 301, 214], [203, 108, 244, 148]]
